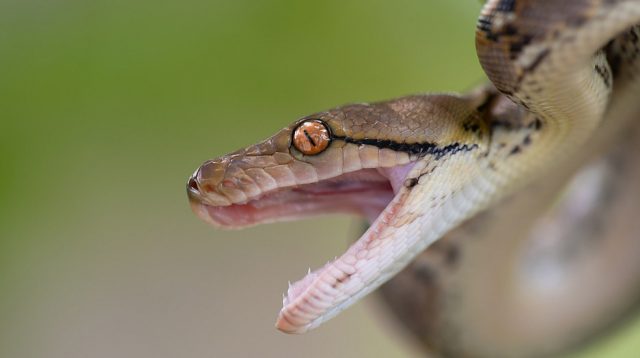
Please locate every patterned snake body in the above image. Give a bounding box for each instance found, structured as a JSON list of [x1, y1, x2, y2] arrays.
[[188, 1, 640, 356]]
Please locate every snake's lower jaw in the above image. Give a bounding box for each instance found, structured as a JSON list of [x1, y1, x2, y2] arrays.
[[274, 183, 416, 333], [274, 163, 450, 333]]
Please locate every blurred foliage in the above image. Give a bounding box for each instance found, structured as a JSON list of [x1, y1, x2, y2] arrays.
[[1, 0, 639, 357]]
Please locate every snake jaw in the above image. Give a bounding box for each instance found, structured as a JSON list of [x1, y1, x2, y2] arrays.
[[275, 175, 418, 333], [273, 164, 425, 334]]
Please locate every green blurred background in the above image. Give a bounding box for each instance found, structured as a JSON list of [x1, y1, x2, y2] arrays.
[[2, 0, 640, 357]]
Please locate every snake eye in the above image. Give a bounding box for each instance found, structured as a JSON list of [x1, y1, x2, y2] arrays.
[[292, 120, 331, 155]]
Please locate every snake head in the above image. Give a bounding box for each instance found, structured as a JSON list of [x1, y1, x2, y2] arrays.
[[187, 94, 490, 332]]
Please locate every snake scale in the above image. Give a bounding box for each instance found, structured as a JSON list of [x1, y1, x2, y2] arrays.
[[187, 1, 640, 356]]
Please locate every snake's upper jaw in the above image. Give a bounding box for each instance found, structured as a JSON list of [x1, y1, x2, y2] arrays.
[[187, 164, 412, 229]]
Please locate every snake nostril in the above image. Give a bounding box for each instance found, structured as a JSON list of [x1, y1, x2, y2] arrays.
[[187, 176, 199, 193]]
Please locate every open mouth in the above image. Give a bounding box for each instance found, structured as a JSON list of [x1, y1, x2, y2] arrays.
[[191, 169, 399, 226], [188, 161, 417, 332]]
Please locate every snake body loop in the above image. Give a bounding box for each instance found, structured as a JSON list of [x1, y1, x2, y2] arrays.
[[188, 1, 640, 356]]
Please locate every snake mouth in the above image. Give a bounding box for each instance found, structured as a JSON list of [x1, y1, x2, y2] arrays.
[[188, 162, 417, 332]]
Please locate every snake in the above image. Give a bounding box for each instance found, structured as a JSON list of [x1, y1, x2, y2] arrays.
[[187, 0, 640, 356]]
